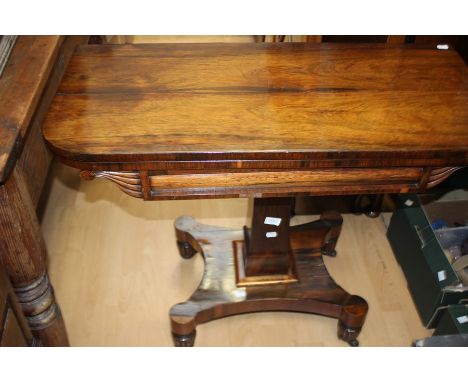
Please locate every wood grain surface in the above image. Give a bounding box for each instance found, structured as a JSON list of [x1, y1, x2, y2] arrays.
[[0, 168, 69, 345], [42, 43, 468, 167], [0, 36, 62, 184]]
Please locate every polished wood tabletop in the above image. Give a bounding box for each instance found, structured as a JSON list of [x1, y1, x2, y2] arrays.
[[42, 43, 468, 199]]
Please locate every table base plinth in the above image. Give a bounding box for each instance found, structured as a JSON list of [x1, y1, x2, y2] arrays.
[[169, 212, 368, 347]]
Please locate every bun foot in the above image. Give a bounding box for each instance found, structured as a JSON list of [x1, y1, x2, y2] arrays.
[[177, 241, 197, 259], [172, 331, 196, 347]]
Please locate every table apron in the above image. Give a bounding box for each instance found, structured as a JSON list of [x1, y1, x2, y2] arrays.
[[77, 166, 463, 200]]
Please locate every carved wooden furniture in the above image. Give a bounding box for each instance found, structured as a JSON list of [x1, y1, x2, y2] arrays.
[[0, 36, 87, 346], [42, 43, 468, 346]]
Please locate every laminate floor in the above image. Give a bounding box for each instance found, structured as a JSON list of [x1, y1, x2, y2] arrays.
[[41, 161, 432, 346]]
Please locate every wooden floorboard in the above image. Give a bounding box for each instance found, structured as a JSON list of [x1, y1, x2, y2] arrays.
[[41, 161, 432, 346]]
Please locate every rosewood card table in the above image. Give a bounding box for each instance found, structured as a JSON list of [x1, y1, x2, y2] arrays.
[[42, 43, 468, 346]]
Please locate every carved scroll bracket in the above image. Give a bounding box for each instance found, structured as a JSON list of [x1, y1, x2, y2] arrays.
[[80, 170, 144, 198], [426, 167, 463, 189]]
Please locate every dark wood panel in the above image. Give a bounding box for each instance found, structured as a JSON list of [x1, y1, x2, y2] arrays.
[[17, 119, 53, 208]]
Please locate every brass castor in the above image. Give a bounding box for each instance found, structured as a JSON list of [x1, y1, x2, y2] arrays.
[[322, 237, 338, 257], [348, 339, 359, 347], [172, 331, 196, 347], [365, 210, 380, 219], [177, 241, 197, 259], [322, 249, 337, 257], [354, 194, 383, 219]]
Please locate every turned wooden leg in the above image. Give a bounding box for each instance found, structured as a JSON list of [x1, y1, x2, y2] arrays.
[[0, 168, 69, 346], [13, 271, 68, 345], [319, 211, 343, 257]]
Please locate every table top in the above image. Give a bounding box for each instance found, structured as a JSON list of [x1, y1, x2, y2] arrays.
[[42, 43, 468, 170]]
